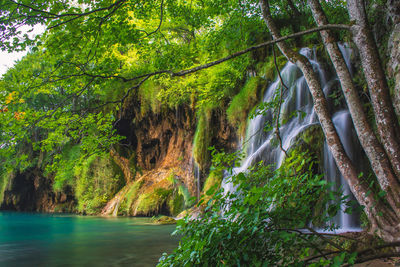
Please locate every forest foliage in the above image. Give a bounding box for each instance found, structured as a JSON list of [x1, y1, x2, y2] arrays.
[[1, 0, 400, 264]]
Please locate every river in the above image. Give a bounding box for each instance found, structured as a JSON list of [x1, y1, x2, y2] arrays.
[[0, 212, 179, 266]]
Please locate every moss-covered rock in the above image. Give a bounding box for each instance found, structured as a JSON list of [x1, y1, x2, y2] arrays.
[[202, 170, 223, 201], [193, 108, 212, 170], [0, 170, 12, 205], [74, 153, 125, 214], [227, 77, 266, 137], [291, 125, 325, 164], [151, 215, 176, 224], [256, 55, 287, 81], [135, 187, 173, 216], [105, 169, 195, 217], [117, 179, 144, 216]]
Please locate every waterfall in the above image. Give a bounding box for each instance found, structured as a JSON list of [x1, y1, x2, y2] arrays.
[[194, 162, 201, 200], [324, 110, 361, 231], [223, 45, 362, 230]]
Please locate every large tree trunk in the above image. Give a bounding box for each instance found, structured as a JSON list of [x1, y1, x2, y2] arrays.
[[308, 0, 400, 219], [348, 0, 400, 181], [259, 0, 400, 242], [388, 0, 400, 121]]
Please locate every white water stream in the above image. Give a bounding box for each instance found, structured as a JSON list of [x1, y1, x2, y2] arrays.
[[223, 45, 362, 231]]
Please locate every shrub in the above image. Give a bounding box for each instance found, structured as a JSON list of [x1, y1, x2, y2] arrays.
[[158, 150, 356, 266]]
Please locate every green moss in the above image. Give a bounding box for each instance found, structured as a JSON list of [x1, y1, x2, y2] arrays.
[[135, 188, 173, 216], [226, 76, 266, 136], [167, 182, 195, 216], [0, 170, 12, 204], [256, 55, 287, 81], [201, 170, 223, 204], [118, 180, 144, 215], [151, 215, 176, 224], [289, 125, 325, 168], [139, 79, 162, 115], [74, 153, 125, 214], [283, 125, 325, 176], [179, 184, 194, 207], [193, 108, 212, 170], [168, 192, 185, 216], [202, 170, 223, 196], [131, 173, 193, 217], [53, 145, 81, 191]]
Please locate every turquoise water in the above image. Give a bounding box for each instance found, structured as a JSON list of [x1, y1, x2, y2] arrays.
[[0, 212, 179, 266]]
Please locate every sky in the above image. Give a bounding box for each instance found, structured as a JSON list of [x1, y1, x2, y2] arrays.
[[0, 50, 28, 76], [0, 25, 46, 76]]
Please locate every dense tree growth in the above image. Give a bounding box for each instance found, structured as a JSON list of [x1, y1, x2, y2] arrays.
[[1, 0, 400, 264]]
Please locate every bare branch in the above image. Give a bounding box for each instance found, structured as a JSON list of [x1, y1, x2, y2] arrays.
[[272, 45, 288, 158]]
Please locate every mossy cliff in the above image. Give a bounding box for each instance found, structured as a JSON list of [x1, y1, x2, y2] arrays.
[[0, 84, 239, 216], [0, 167, 76, 212]]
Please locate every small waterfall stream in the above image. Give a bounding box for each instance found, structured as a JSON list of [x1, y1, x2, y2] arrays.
[[324, 110, 361, 231], [223, 45, 362, 230]]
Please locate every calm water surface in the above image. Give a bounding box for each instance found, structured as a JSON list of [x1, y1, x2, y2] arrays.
[[0, 212, 179, 267]]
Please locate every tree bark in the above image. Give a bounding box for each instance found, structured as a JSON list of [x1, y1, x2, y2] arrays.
[[259, 0, 400, 241], [387, 0, 400, 122], [348, 0, 400, 181], [308, 0, 400, 218]]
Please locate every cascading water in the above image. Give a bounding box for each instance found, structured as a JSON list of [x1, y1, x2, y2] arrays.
[[223, 45, 362, 230], [324, 110, 362, 231]]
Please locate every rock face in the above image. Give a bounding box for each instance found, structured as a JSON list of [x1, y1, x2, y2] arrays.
[[101, 94, 237, 217], [1, 168, 75, 212], [115, 96, 198, 193], [0, 92, 237, 216]]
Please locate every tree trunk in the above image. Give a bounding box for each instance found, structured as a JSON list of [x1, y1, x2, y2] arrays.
[[348, 0, 400, 181], [387, 0, 400, 121], [308, 0, 400, 218], [259, 0, 400, 242]]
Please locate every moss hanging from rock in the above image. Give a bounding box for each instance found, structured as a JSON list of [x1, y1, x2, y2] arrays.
[[226, 76, 266, 136], [0, 169, 12, 204], [74, 153, 125, 214], [202, 170, 223, 195], [134, 187, 173, 216], [117, 179, 144, 216], [256, 55, 287, 81], [114, 170, 195, 217], [193, 108, 212, 170], [138, 79, 162, 116]]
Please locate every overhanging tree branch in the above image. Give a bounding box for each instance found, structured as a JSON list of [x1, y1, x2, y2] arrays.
[[74, 23, 350, 84]]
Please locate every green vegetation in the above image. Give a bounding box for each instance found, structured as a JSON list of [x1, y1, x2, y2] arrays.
[[74, 153, 125, 214], [257, 55, 287, 81], [226, 77, 266, 136], [158, 150, 355, 266], [193, 108, 212, 170], [118, 180, 145, 216], [1, 0, 400, 264], [201, 170, 223, 202], [117, 172, 193, 217], [138, 79, 163, 116], [52, 145, 82, 191], [135, 187, 173, 216], [0, 169, 12, 204], [290, 124, 325, 167], [151, 215, 177, 225]]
